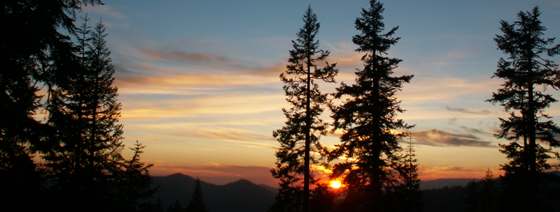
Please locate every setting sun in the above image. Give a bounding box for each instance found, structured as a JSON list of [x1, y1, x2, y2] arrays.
[[329, 180, 342, 189]]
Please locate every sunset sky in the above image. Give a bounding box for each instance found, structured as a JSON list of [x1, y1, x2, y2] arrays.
[[78, 0, 560, 187]]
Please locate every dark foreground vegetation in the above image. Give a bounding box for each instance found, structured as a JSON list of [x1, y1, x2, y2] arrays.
[[145, 171, 560, 212], [2, 0, 559, 212], [269, 0, 560, 212], [2, 1, 157, 211]]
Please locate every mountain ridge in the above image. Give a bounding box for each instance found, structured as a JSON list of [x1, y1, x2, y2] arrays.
[[150, 173, 275, 212]]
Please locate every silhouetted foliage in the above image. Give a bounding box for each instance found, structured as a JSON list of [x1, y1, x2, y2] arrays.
[[463, 169, 498, 212], [139, 198, 165, 212], [167, 200, 183, 212], [488, 6, 560, 174], [270, 5, 338, 212], [1, 1, 102, 211], [41, 17, 125, 211], [497, 172, 560, 212], [186, 178, 209, 212], [119, 141, 158, 211], [487, 6, 560, 211], [394, 138, 423, 212], [32, 17, 155, 212], [310, 184, 337, 212], [329, 0, 413, 211], [423, 186, 468, 212]]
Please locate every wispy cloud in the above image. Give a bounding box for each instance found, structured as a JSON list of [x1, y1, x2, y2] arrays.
[[459, 126, 487, 134], [170, 127, 276, 148], [399, 77, 500, 104], [142, 49, 232, 66], [411, 129, 493, 147], [119, 93, 286, 121], [116, 72, 280, 95], [83, 5, 125, 19], [446, 106, 497, 115]]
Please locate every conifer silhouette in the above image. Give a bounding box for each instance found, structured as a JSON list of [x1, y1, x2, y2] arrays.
[[488, 6, 560, 175], [186, 178, 209, 212], [42, 18, 155, 211], [270, 5, 337, 212], [394, 137, 423, 212], [329, 1, 413, 211], [1, 1, 101, 210], [488, 6, 560, 211], [120, 141, 157, 211], [464, 169, 498, 212]]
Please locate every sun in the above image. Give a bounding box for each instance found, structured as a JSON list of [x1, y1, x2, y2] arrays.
[[329, 180, 342, 189]]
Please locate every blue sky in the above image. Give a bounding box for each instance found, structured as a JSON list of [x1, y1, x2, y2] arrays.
[[79, 0, 560, 187]]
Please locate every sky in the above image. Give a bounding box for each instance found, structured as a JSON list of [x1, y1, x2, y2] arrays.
[[77, 0, 560, 187]]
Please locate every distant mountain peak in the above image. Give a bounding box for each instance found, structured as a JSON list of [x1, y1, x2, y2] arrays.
[[151, 175, 275, 212], [168, 172, 188, 177], [232, 178, 253, 184], [223, 178, 258, 189]]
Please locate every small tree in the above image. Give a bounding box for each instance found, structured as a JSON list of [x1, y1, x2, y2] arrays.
[[271, 5, 337, 212], [394, 138, 423, 212], [119, 141, 157, 211], [186, 178, 209, 212]]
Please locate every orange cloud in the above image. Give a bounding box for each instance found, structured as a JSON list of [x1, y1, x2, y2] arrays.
[[169, 127, 276, 148], [119, 93, 286, 121]]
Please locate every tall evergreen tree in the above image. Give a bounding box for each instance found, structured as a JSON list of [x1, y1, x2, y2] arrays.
[[488, 6, 560, 211], [329, 1, 413, 211], [1, 1, 101, 210], [186, 178, 209, 212], [270, 6, 337, 212], [394, 137, 423, 212], [42, 18, 130, 211], [488, 6, 560, 174]]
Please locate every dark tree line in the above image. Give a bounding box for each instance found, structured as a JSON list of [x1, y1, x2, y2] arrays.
[[1, 1, 155, 212]]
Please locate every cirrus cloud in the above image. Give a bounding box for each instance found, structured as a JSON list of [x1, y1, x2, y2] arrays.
[[411, 129, 493, 147]]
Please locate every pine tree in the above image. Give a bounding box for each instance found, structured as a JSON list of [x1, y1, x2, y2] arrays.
[[120, 141, 157, 211], [1, 1, 101, 210], [488, 6, 560, 174], [186, 178, 209, 212], [270, 5, 338, 212], [329, 1, 413, 211], [394, 137, 423, 212], [488, 7, 560, 211], [43, 18, 130, 211]]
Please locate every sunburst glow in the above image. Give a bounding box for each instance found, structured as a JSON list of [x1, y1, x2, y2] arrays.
[[329, 180, 342, 189]]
